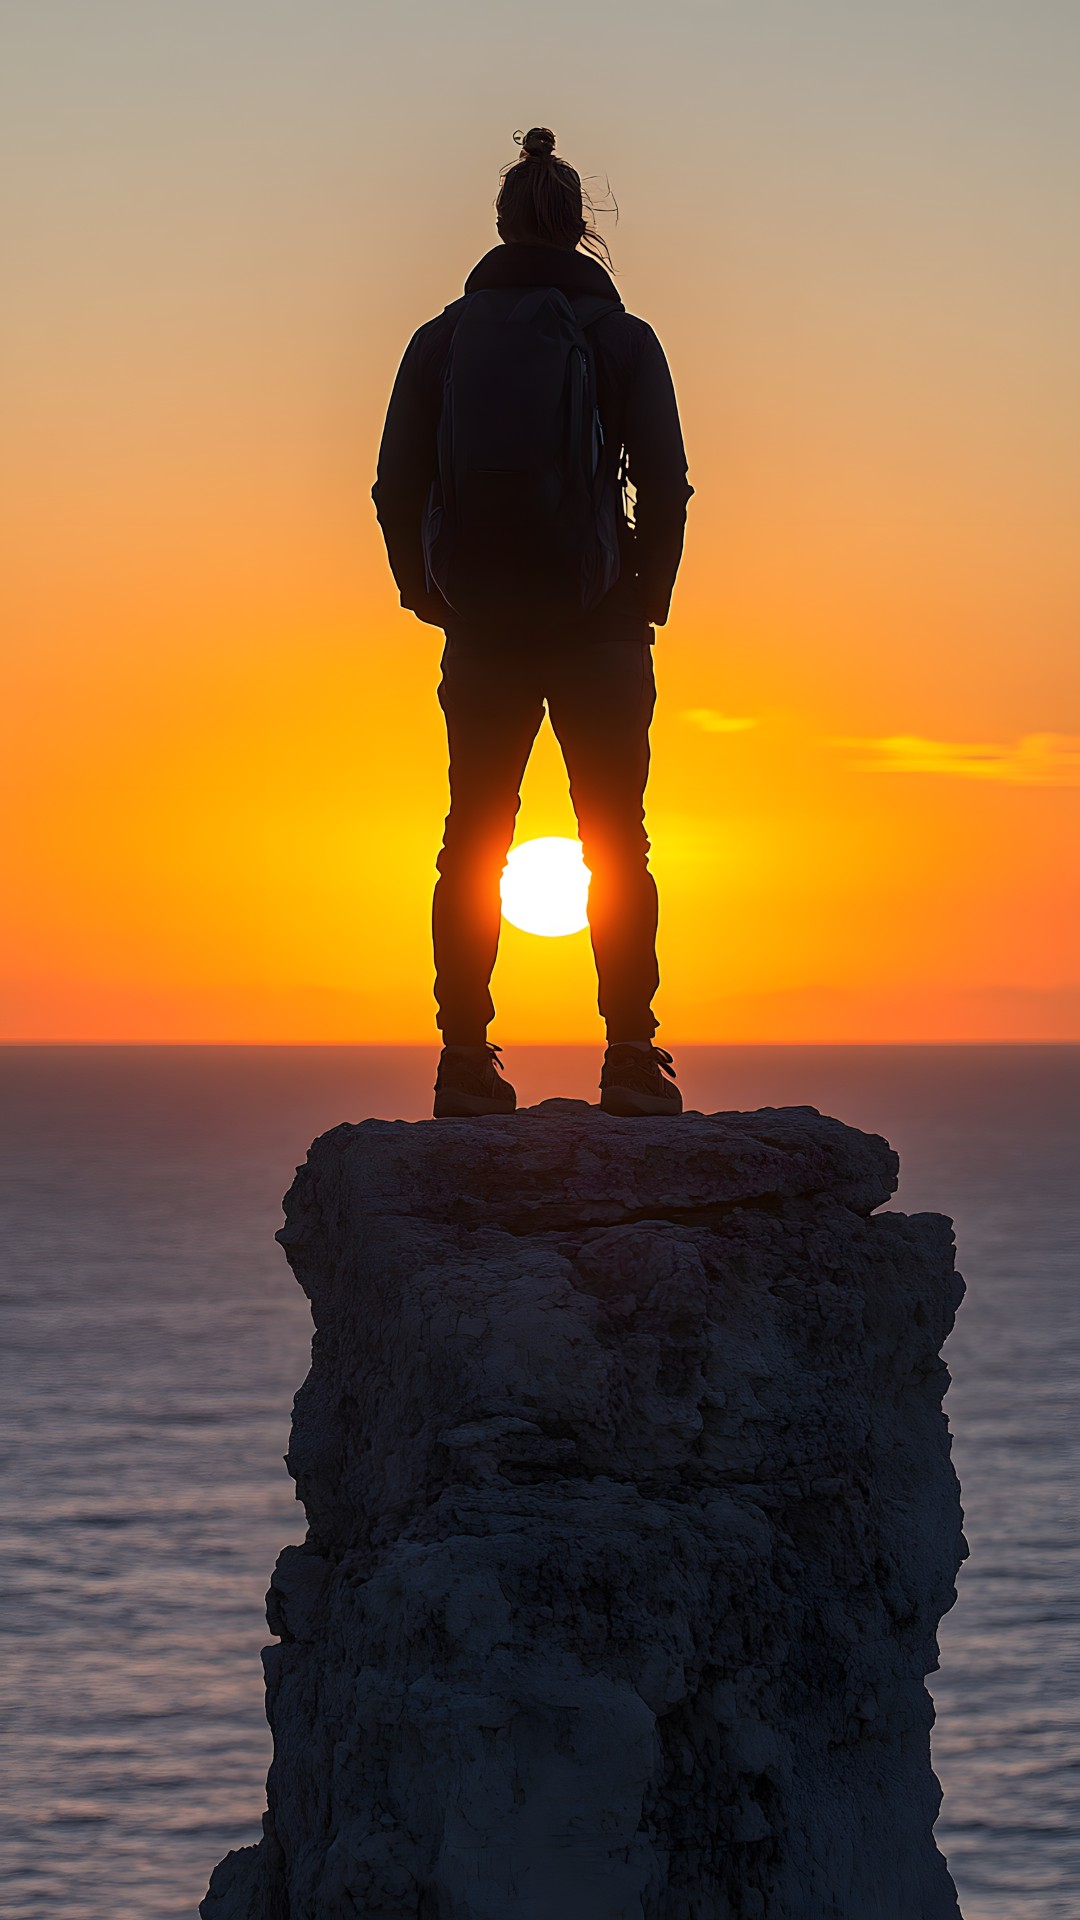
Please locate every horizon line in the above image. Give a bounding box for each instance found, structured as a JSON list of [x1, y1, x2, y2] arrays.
[[2, 1039, 1077, 1051]]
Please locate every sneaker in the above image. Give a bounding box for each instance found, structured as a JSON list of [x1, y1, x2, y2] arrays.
[[433, 1043, 517, 1118], [599, 1043, 683, 1117]]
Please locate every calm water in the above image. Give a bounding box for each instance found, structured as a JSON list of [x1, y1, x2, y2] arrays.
[[0, 1045, 1076, 1919]]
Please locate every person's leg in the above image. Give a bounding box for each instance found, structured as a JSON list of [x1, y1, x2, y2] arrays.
[[545, 642, 660, 1042], [434, 639, 545, 1043]]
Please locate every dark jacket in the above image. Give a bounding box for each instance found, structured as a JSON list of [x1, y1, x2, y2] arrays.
[[372, 243, 693, 641]]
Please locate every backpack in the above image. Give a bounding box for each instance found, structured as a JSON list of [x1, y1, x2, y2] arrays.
[[422, 286, 621, 625]]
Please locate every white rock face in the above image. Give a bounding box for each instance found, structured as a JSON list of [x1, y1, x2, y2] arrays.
[[202, 1101, 965, 1920]]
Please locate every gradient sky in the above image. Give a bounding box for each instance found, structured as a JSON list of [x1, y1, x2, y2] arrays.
[[3, 0, 1078, 1042]]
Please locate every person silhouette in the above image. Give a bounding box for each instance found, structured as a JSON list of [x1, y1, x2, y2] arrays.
[[373, 127, 693, 1117]]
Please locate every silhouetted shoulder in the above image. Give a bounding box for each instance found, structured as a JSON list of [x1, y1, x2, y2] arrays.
[[392, 303, 463, 409], [592, 308, 661, 348], [589, 308, 672, 384]]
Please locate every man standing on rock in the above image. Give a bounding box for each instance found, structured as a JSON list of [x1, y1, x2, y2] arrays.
[[373, 127, 693, 1119]]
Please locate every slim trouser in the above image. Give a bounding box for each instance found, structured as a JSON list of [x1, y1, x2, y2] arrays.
[[434, 637, 660, 1043]]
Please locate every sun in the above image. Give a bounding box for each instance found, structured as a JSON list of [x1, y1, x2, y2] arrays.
[[500, 836, 592, 938]]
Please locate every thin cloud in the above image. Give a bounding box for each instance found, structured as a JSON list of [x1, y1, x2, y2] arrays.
[[833, 732, 1080, 787], [682, 709, 759, 734]]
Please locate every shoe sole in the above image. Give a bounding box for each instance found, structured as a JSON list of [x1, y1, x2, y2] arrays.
[[599, 1087, 683, 1117], [433, 1091, 517, 1118]]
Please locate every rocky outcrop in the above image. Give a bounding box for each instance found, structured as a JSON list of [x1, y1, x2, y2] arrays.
[[202, 1101, 965, 1920]]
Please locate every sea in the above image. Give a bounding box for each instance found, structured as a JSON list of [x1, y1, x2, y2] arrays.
[[0, 1044, 1076, 1920]]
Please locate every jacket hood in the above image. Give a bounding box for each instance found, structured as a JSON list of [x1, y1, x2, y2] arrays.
[[464, 243, 622, 306]]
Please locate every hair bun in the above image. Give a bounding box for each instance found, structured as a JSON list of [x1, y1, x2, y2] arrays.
[[516, 125, 556, 160]]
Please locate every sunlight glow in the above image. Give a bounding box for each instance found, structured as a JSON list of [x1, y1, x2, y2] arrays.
[[500, 837, 591, 938]]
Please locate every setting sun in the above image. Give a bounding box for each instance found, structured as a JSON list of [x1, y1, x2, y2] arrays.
[[500, 837, 592, 938]]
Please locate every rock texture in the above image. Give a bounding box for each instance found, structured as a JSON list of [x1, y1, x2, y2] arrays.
[[202, 1101, 965, 1920]]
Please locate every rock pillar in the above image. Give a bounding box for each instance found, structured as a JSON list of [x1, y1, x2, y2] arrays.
[[203, 1101, 965, 1920]]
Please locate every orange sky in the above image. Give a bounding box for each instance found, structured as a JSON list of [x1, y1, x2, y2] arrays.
[[3, 1, 1078, 1043]]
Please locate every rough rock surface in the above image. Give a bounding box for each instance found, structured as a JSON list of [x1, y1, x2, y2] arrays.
[[202, 1101, 965, 1920]]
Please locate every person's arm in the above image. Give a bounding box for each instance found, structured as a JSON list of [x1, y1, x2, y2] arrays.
[[622, 327, 694, 626], [371, 317, 449, 624]]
